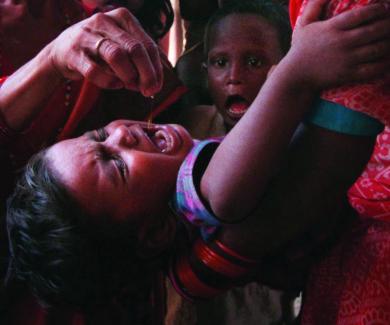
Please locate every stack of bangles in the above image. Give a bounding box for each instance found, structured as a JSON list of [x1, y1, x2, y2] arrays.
[[168, 237, 260, 301]]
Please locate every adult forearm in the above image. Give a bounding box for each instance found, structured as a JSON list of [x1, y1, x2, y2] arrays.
[[0, 44, 64, 131]]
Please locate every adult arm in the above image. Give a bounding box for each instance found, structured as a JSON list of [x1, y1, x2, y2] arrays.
[[0, 8, 163, 131]]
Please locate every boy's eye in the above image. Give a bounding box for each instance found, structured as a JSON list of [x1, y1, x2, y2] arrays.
[[247, 57, 262, 68], [210, 57, 227, 68], [96, 128, 108, 142]]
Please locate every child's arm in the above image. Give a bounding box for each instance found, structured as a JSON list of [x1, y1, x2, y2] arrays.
[[169, 2, 389, 299], [217, 124, 375, 258], [201, 0, 390, 223]]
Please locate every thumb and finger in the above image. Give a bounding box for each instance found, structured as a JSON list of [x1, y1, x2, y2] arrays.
[[295, 0, 329, 27], [104, 8, 163, 96], [330, 2, 390, 30]]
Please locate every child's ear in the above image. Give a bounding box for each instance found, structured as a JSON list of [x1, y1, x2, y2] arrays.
[[136, 212, 176, 259]]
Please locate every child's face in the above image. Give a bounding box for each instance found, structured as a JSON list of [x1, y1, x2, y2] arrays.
[[206, 13, 284, 129], [47, 120, 193, 226]]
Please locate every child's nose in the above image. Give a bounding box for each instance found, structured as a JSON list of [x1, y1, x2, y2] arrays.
[[107, 125, 137, 148], [227, 63, 244, 84]]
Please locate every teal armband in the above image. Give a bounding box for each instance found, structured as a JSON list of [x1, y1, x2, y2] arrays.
[[305, 99, 384, 136]]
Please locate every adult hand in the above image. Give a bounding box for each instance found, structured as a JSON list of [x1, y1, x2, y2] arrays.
[[48, 8, 163, 96], [290, 0, 390, 88]]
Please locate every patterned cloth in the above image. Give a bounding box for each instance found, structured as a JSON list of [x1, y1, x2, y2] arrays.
[[172, 138, 222, 240], [289, 1, 390, 324], [291, 0, 390, 125], [349, 128, 390, 220]]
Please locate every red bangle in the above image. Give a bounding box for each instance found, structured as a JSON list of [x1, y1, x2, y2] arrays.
[[194, 239, 252, 278], [215, 240, 258, 264], [175, 253, 222, 299]]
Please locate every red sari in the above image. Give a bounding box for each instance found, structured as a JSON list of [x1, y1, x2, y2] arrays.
[[290, 1, 390, 323]]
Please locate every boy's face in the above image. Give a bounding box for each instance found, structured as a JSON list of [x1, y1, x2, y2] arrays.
[[206, 13, 284, 129], [47, 120, 193, 227]]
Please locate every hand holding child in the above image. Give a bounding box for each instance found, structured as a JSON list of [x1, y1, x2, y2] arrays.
[[289, 0, 390, 88]]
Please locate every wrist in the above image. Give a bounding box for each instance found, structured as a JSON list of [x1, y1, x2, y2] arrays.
[[40, 42, 67, 83], [277, 49, 321, 93]]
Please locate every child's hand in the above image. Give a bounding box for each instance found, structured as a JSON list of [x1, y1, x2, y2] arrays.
[[289, 0, 390, 88]]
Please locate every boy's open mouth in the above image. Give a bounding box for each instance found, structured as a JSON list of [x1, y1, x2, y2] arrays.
[[225, 95, 250, 120]]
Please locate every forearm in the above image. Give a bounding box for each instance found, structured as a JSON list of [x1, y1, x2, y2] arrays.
[[217, 124, 375, 258], [0, 44, 63, 131], [201, 56, 318, 222]]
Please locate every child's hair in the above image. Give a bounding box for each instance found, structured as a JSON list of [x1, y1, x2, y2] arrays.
[[204, 0, 292, 56], [136, 0, 174, 40], [6, 150, 160, 318]]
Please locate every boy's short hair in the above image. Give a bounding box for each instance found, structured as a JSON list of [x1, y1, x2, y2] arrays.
[[6, 150, 158, 316], [137, 0, 174, 39], [204, 0, 292, 56]]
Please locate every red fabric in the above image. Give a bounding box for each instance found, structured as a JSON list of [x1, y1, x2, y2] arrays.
[[289, 1, 390, 324], [292, 0, 390, 125], [289, 0, 304, 28], [349, 128, 390, 221], [302, 220, 390, 325]]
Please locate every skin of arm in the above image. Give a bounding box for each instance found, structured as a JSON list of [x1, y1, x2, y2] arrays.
[[198, 0, 385, 261], [200, 0, 390, 222], [217, 124, 375, 259], [0, 46, 63, 131], [0, 8, 163, 132], [201, 55, 318, 221]]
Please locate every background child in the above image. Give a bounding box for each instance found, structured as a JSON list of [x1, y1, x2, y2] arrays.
[[174, 1, 293, 324]]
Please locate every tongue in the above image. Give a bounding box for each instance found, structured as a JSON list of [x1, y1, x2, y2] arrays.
[[151, 135, 167, 151], [228, 102, 248, 115]]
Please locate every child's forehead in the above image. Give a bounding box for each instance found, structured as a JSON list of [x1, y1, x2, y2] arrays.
[[211, 13, 278, 38], [208, 14, 281, 49]]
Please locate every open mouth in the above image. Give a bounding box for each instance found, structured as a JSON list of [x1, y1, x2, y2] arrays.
[[143, 126, 178, 153], [225, 95, 250, 120]]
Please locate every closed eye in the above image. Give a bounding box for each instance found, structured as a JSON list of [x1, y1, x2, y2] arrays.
[[96, 147, 127, 183], [112, 154, 127, 182], [95, 128, 108, 142]]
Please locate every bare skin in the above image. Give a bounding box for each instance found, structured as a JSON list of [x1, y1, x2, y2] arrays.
[[0, 7, 162, 131], [201, 0, 390, 222]]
